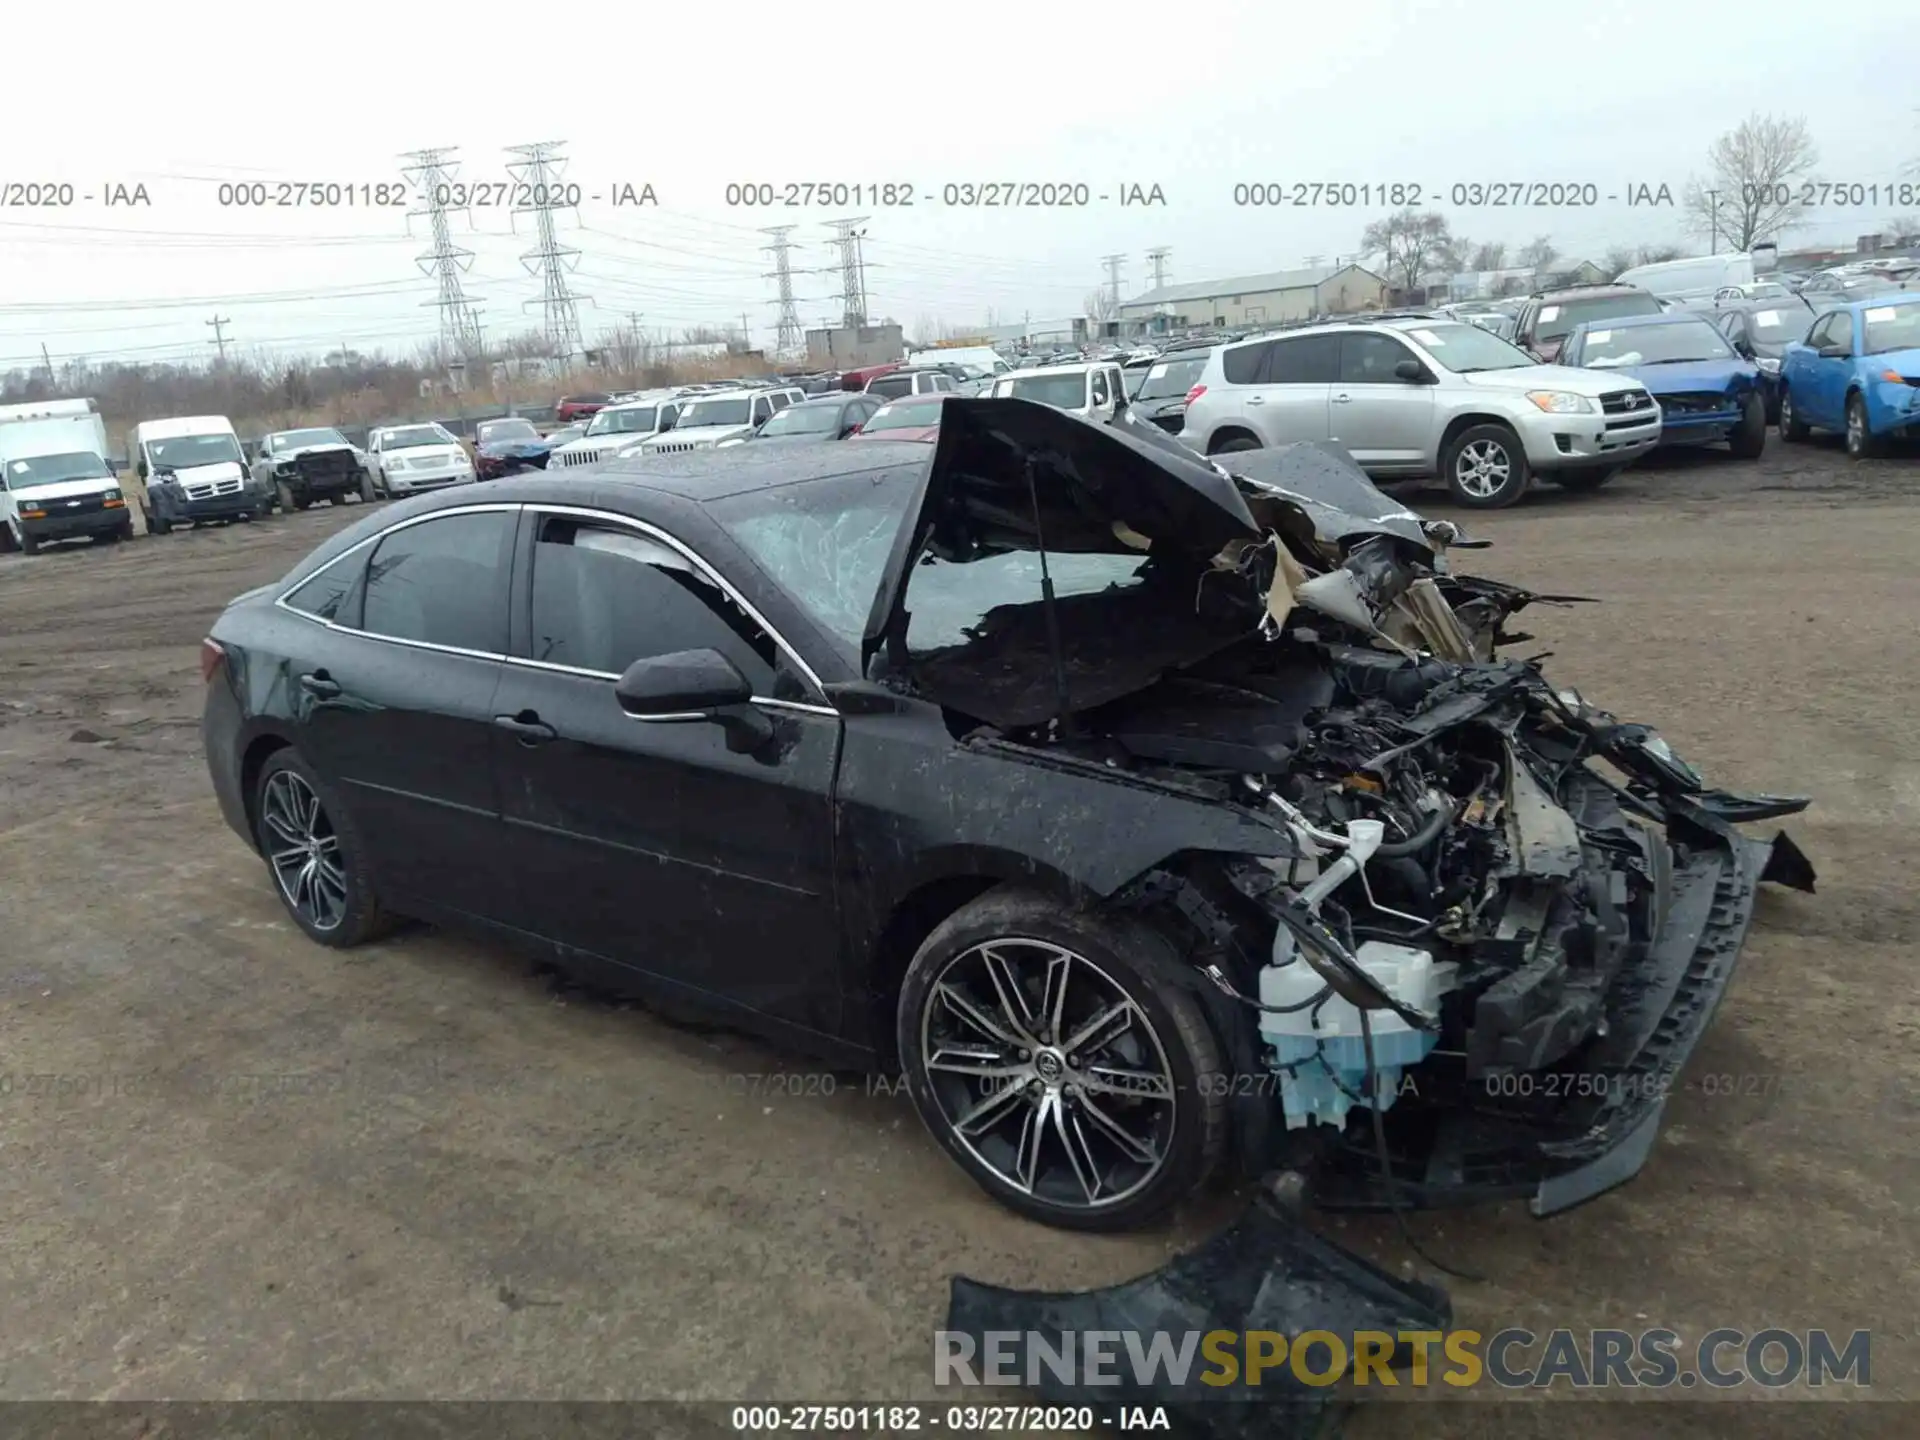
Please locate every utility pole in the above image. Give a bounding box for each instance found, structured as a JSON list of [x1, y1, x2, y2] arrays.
[[506, 141, 588, 360], [824, 217, 870, 327], [401, 147, 485, 363], [1145, 247, 1171, 292], [39, 342, 53, 383], [739, 312, 752, 352], [1100, 253, 1127, 309], [206, 315, 231, 364], [1706, 189, 1722, 251], [761, 226, 804, 352]]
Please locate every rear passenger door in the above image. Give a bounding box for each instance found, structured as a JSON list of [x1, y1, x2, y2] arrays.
[[1242, 334, 1338, 447], [283, 505, 517, 921], [1331, 332, 1434, 471]]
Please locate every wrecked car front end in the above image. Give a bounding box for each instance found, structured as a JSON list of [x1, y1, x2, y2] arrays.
[[883, 400, 1814, 1221]]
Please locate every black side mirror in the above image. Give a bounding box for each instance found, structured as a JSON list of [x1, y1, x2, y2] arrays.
[[615, 648, 772, 753], [136, 460, 148, 478], [1393, 359, 1429, 383]]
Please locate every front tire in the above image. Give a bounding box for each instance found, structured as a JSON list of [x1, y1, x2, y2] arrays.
[[253, 749, 397, 949], [1209, 434, 1261, 455], [1779, 388, 1810, 441], [1845, 394, 1881, 459], [1728, 393, 1767, 459], [359, 469, 378, 502], [1442, 422, 1531, 508], [897, 888, 1228, 1232], [19, 529, 41, 555]]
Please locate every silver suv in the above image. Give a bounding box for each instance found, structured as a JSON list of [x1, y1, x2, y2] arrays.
[[1179, 315, 1662, 507]]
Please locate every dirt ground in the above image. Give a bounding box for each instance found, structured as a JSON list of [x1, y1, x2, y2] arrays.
[[1, 438, 1914, 1437]]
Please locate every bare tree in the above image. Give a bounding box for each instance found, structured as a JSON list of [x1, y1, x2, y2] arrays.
[[1683, 113, 1819, 250], [1467, 240, 1507, 272], [1886, 213, 1920, 243], [1602, 246, 1639, 279], [1636, 242, 1687, 265], [1359, 209, 1454, 297], [1516, 235, 1558, 270], [1084, 288, 1117, 326]]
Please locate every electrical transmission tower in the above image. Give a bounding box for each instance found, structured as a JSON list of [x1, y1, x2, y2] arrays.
[[401, 147, 484, 360], [506, 142, 588, 357], [761, 226, 805, 351], [1100, 253, 1127, 309], [824, 217, 870, 326], [1145, 247, 1171, 292]]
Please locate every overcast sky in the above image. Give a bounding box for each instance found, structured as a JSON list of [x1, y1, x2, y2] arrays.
[[2, 1, 1913, 370]]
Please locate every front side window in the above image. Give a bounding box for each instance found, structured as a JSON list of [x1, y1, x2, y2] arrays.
[[360, 511, 513, 654], [527, 515, 780, 694], [1338, 332, 1417, 383]]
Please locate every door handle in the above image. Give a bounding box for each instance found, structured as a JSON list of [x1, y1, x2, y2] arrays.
[[1245, 395, 1265, 405], [1332, 392, 1352, 404], [493, 711, 557, 744], [299, 672, 341, 699]]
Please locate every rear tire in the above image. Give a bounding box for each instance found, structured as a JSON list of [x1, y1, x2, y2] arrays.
[[1728, 393, 1767, 459], [1208, 433, 1261, 454], [1442, 422, 1531, 508], [1845, 394, 1881, 459], [253, 749, 398, 949], [896, 886, 1228, 1232], [1778, 388, 1811, 441]]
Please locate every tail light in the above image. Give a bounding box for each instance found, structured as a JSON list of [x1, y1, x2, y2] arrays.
[[199, 638, 225, 684], [1185, 383, 1207, 406]]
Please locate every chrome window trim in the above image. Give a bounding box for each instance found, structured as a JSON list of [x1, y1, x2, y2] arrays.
[[267, 499, 841, 716]]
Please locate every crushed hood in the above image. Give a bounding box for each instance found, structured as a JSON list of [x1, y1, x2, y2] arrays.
[[862, 398, 1260, 668]]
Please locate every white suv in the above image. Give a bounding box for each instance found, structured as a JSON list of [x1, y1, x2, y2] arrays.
[[1180, 315, 1662, 507], [629, 387, 804, 456]]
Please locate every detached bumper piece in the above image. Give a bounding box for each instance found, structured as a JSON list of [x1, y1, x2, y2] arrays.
[[1311, 819, 1810, 1218], [946, 1204, 1450, 1440]]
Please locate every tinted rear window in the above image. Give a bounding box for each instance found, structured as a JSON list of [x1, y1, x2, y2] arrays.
[[360, 512, 512, 654], [1535, 293, 1663, 341]]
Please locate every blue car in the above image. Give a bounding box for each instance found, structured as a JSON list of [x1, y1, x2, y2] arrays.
[[1777, 294, 1920, 459], [1560, 312, 1767, 459]]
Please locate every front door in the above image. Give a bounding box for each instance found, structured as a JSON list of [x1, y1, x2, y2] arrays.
[[1331, 331, 1434, 470], [490, 508, 844, 1037]]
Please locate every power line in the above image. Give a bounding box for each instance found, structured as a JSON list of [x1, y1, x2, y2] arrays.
[[824, 217, 870, 327], [506, 141, 588, 357], [761, 226, 804, 352], [401, 147, 484, 362], [1145, 247, 1171, 292], [206, 314, 231, 364]]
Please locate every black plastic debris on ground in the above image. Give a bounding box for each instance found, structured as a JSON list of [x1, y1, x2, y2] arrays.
[[945, 1203, 1451, 1440]]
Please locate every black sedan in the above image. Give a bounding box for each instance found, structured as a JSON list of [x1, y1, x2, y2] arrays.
[[200, 400, 1811, 1235], [472, 417, 555, 479], [739, 392, 882, 444], [1704, 296, 1816, 421]]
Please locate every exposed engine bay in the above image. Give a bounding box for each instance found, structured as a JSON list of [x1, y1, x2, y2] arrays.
[[886, 408, 1816, 1216]]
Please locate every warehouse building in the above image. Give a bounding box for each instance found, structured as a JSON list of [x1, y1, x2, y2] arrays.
[[1115, 264, 1389, 331]]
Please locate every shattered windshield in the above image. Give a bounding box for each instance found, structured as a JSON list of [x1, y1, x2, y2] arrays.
[[709, 470, 919, 655]]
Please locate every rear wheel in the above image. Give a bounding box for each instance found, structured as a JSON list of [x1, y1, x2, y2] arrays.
[[1778, 388, 1810, 441], [253, 750, 397, 948], [896, 887, 1228, 1232], [1845, 394, 1881, 459], [1208, 433, 1261, 454], [1728, 393, 1767, 459], [1442, 423, 1531, 508]]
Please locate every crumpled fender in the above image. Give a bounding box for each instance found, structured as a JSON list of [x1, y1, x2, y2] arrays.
[[945, 1204, 1451, 1439]]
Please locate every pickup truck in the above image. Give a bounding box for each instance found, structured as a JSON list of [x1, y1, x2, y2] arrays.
[[249, 428, 367, 510]]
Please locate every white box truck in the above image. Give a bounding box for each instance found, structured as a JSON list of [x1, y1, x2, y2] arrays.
[[0, 398, 133, 553]]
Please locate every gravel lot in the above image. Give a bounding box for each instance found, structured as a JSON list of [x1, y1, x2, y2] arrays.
[[1, 438, 1913, 1436]]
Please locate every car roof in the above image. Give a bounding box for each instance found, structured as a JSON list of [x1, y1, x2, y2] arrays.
[[786, 393, 861, 408], [1842, 292, 1920, 315], [679, 387, 771, 403], [1000, 361, 1103, 377], [1530, 283, 1650, 300]]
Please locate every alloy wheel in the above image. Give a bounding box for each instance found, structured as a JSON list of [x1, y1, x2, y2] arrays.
[[261, 770, 348, 931], [1454, 439, 1511, 500], [918, 938, 1178, 1212]]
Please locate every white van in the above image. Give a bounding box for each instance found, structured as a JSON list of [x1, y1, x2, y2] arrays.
[[130, 415, 270, 533], [905, 346, 1013, 382], [1612, 253, 1757, 304], [987, 361, 1128, 421], [0, 399, 131, 553]]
